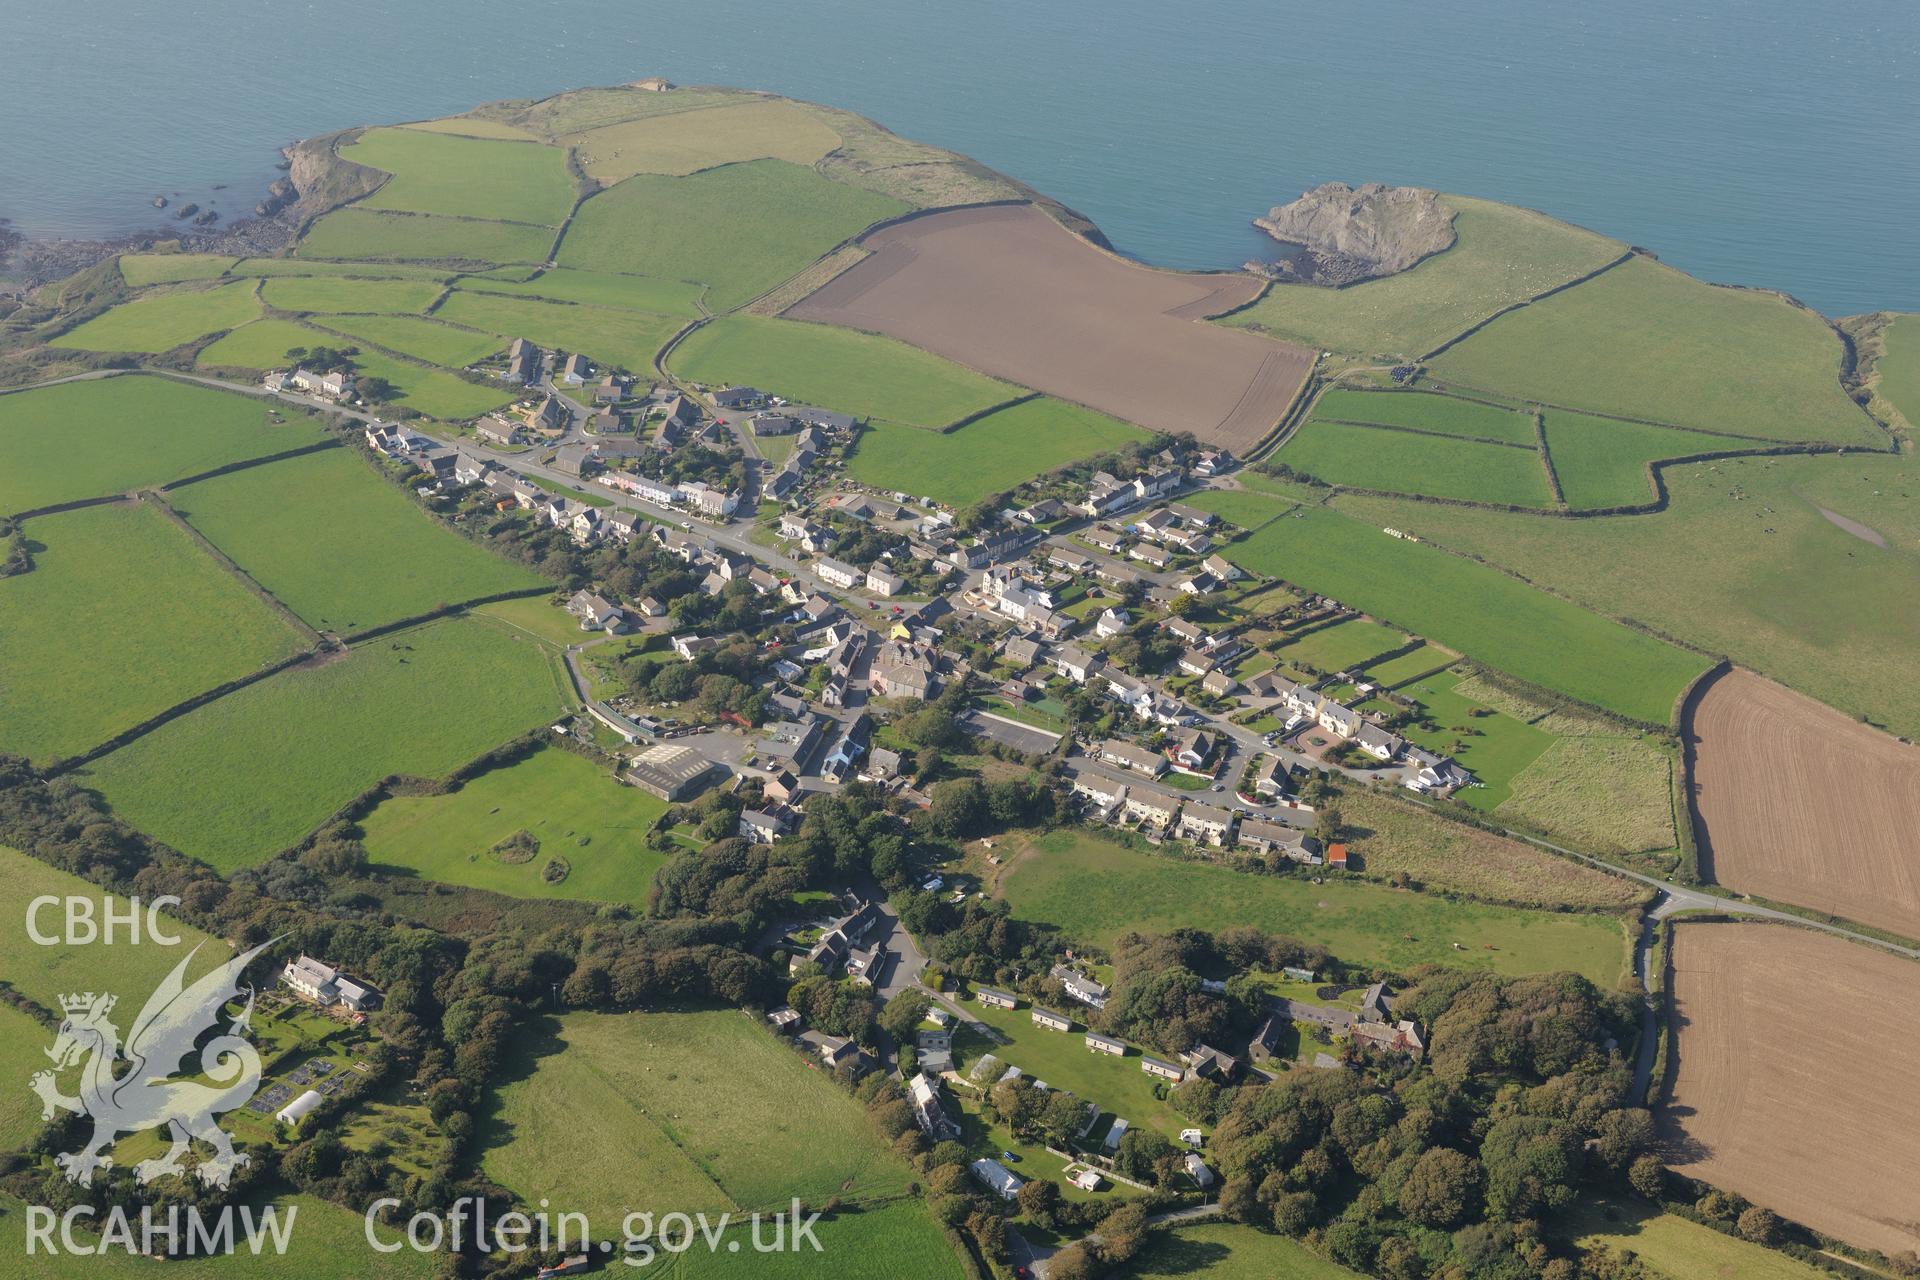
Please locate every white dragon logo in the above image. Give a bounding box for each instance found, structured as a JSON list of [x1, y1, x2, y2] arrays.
[[30, 940, 274, 1188]]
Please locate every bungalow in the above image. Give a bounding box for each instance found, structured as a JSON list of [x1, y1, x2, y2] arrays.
[[1097, 738, 1165, 778], [970, 1158, 1024, 1202], [1095, 607, 1131, 638], [1047, 546, 1093, 574], [1200, 669, 1239, 698], [976, 988, 1018, 1010], [1177, 648, 1216, 678], [1129, 542, 1173, 569], [1085, 1031, 1127, 1057], [1015, 498, 1067, 525], [1166, 501, 1214, 528], [816, 1036, 864, 1070], [670, 633, 722, 660], [815, 557, 860, 589], [1141, 1055, 1185, 1082], [1177, 802, 1235, 847], [1203, 554, 1242, 582], [749, 410, 797, 435], [1164, 617, 1209, 648], [1176, 572, 1219, 597], [475, 415, 525, 446], [1354, 721, 1405, 761], [1084, 524, 1128, 553], [711, 385, 765, 409], [1031, 1007, 1073, 1032]]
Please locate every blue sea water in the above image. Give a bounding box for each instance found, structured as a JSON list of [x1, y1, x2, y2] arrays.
[[2, 0, 1914, 316]]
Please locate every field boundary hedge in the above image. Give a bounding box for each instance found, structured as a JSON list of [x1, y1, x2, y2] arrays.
[[340, 584, 556, 644], [147, 489, 325, 647], [1417, 248, 1636, 361], [935, 389, 1042, 434]]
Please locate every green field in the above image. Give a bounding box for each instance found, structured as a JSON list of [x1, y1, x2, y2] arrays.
[[119, 252, 237, 285], [566, 97, 844, 181], [196, 318, 334, 370], [847, 397, 1149, 505], [1221, 197, 1625, 358], [559, 159, 908, 311], [1122, 1222, 1363, 1279], [1311, 388, 1538, 444], [671, 314, 1017, 428], [0, 1005, 56, 1149], [1280, 419, 1555, 507], [337, 345, 515, 418], [1380, 669, 1555, 809], [1202, 497, 1710, 725], [1567, 1200, 1830, 1280], [0, 502, 305, 762], [345, 126, 575, 225], [1273, 616, 1411, 673], [1881, 313, 1920, 426], [402, 115, 539, 141], [1187, 487, 1294, 532], [358, 746, 670, 905], [997, 829, 1629, 983], [316, 313, 503, 366], [1332, 451, 1920, 734], [474, 594, 603, 644], [260, 275, 445, 314], [51, 279, 260, 353], [1434, 255, 1875, 444], [481, 1010, 915, 1225], [82, 616, 568, 870], [297, 208, 555, 264], [958, 998, 1191, 1140], [1498, 734, 1677, 856], [436, 289, 685, 371], [457, 265, 705, 314], [1542, 410, 1737, 510], [673, 1201, 967, 1280], [1360, 642, 1451, 686], [0, 374, 324, 512], [233, 258, 455, 281], [171, 447, 541, 632]]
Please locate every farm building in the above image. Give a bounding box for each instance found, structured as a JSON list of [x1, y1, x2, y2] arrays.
[[623, 743, 722, 800]]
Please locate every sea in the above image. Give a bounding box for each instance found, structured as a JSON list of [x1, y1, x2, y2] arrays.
[[3, 0, 1915, 317]]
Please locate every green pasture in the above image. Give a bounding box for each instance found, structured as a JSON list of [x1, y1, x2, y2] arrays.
[[436, 289, 685, 371], [0, 501, 305, 762], [358, 746, 669, 905], [1311, 388, 1538, 444], [0, 1005, 56, 1149], [1280, 419, 1555, 507], [401, 114, 538, 140], [474, 594, 601, 644], [1566, 1198, 1831, 1280], [1273, 616, 1410, 673], [457, 265, 705, 314], [1881, 313, 1920, 425], [297, 209, 554, 265], [1360, 642, 1451, 686], [1189, 487, 1295, 532], [316, 313, 503, 367], [1541, 410, 1732, 510], [232, 258, 455, 281], [118, 252, 237, 286], [674, 1200, 968, 1280], [261, 275, 445, 314], [846, 397, 1147, 506], [343, 345, 515, 418], [170, 446, 542, 632], [345, 126, 575, 225], [1433, 255, 1875, 444], [82, 616, 568, 870], [51, 279, 260, 353], [0, 373, 323, 512], [567, 97, 844, 182], [197, 318, 333, 370], [1125, 1222, 1364, 1279], [559, 159, 908, 311], [1380, 669, 1555, 809], [671, 314, 1018, 428]]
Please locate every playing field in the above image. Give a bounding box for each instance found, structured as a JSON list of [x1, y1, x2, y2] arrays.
[[435, 289, 687, 371], [1205, 498, 1710, 725], [1273, 616, 1410, 673], [1661, 924, 1920, 1257], [51, 279, 260, 353], [0, 374, 324, 512], [345, 126, 575, 225], [297, 208, 555, 264], [1376, 668, 1556, 810], [846, 398, 1149, 506], [171, 447, 542, 632], [996, 828, 1629, 982], [119, 252, 237, 285], [1433, 255, 1876, 444], [560, 159, 908, 311], [0, 502, 306, 762], [1689, 668, 1920, 935], [1221, 196, 1625, 358], [315, 312, 502, 366], [671, 314, 1019, 429], [1879, 313, 1920, 426], [481, 1010, 914, 1225], [1283, 418, 1555, 507], [1541, 410, 1732, 510], [260, 275, 445, 314], [82, 616, 568, 870], [790, 203, 1311, 452], [456, 266, 704, 314], [357, 746, 670, 906], [1331, 450, 1920, 735], [1311, 388, 1539, 444], [1124, 1222, 1362, 1279], [565, 97, 843, 181]]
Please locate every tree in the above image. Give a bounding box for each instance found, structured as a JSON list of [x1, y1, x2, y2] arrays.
[[1398, 1146, 1483, 1228], [1736, 1206, 1781, 1246], [1045, 1243, 1097, 1280], [878, 990, 931, 1041], [1095, 1202, 1150, 1265], [1016, 1177, 1061, 1227], [928, 777, 987, 838], [1592, 1107, 1656, 1171], [1628, 1154, 1666, 1202]]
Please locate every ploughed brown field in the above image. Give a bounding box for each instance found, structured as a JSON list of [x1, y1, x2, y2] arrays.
[[1661, 923, 1920, 1256], [1689, 667, 1920, 937], [788, 204, 1314, 451]]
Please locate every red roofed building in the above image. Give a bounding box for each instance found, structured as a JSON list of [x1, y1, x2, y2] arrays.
[[1327, 842, 1349, 869]]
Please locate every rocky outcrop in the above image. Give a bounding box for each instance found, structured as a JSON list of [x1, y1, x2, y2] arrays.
[[1247, 182, 1456, 287]]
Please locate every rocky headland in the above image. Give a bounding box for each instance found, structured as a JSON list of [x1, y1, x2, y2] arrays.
[[1246, 181, 1456, 287]]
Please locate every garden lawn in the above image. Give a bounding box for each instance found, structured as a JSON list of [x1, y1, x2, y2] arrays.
[[1880, 313, 1920, 426], [119, 253, 236, 285], [1273, 617, 1410, 673], [344, 345, 515, 418], [559, 159, 908, 311], [197, 318, 335, 370], [0, 502, 306, 762], [260, 275, 444, 314], [456, 266, 704, 314], [1360, 643, 1451, 687], [567, 98, 843, 181], [1542, 410, 1736, 510], [81, 616, 568, 870], [1384, 668, 1556, 809], [436, 289, 686, 371], [671, 314, 1018, 428], [997, 829, 1630, 983], [297, 209, 554, 264], [0, 374, 324, 512], [170, 447, 542, 632], [1221, 197, 1624, 358], [1312, 388, 1537, 444], [51, 280, 259, 353], [345, 127, 575, 225], [481, 1010, 914, 1225], [676, 1201, 967, 1280], [1566, 1198, 1831, 1280], [1212, 498, 1710, 725], [1433, 255, 1875, 444], [1123, 1222, 1363, 1279], [1331, 451, 1920, 735], [847, 398, 1148, 506], [317, 313, 503, 367], [1280, 419, 1554, 506], [358, 746, 670, 906]]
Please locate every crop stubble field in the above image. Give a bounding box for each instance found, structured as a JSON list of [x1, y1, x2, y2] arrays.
[[1661, 924, 1920, 1257], [1688, 668, 1920, 935], [790, 204, 1313, 451]]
